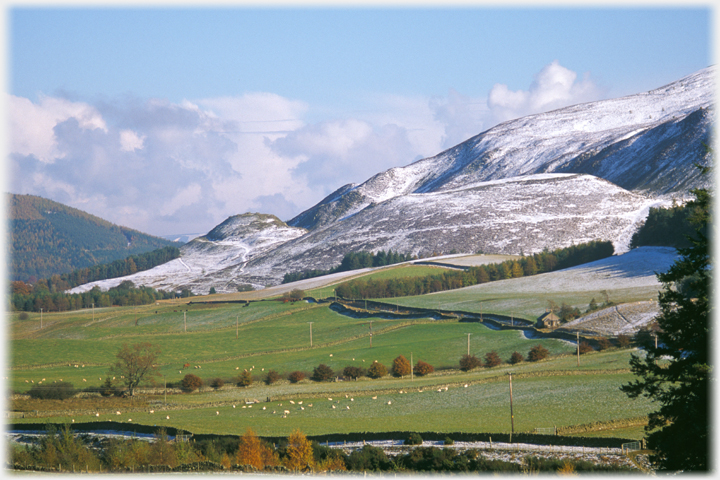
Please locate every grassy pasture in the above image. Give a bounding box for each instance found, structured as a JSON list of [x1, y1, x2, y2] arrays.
[[11, 368, 652, 439], [7, 252, 663, 441]]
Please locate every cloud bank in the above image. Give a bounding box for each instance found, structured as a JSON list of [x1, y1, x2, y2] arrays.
[[8, 61, 603, 237]]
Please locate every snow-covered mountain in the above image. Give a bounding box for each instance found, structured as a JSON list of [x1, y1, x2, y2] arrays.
[[71, 67, 714, 294]]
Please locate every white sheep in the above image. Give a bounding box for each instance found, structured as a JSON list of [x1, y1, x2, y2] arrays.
[[284, 410, 290, 414], [372, 396, 377, 400], [332, 405, 336, 409], [166, 416, 170, 419], [387, 401, 392, 405], [216, 411, 219, 415], [289, 400, 295, 404], [346, 406, 350, 410]]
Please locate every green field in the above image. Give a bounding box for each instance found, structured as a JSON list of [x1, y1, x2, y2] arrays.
[[7, 259, 660, 441]]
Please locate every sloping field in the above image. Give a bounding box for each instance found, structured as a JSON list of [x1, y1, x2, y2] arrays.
[[393, 247, 675, 322], [559, 301, 661, 336]]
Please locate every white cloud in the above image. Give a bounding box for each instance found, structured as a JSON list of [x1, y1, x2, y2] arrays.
[[8, 94, 107, 162], [7, 61, 606, 236], [119, 129, 145, 152], [487, 60, 604, 123]]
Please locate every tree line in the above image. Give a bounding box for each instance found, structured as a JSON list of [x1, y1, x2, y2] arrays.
[[10, 280, 176, 313], [629, 201, 699, 249], [282, 250, 415, 284], [8, 424, 633, 474], [335, 241, 614, 299]]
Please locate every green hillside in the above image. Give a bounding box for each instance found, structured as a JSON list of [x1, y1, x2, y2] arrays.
[[8, 193, 177, 282]]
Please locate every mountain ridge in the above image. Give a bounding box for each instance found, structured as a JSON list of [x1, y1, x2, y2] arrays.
[[68, 66, 714, 294]]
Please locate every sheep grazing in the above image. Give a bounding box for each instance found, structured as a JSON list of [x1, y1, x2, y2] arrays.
[[328, 398, 332, 401], [289, 400, 295, 404], [351, 398, 354, 401], [387, 401, 392, 405], [166, 416, 170, 419], [216, 411, 219, 415], [273, 411, 276, 414], [128, 419, 132, 422], [242, 406, 246, 409], [72, 419, 74, 423], [301, 407, 304, 410], [298, 401, 303, 404], [329, 354, 333, 357], [116, 411, 121, 415], [95, 413, 99, 417], [283, 410, 290, 414], [345, 394, 348, 398], [464, 384, 468, 388], [233, 405, 236, 408], [83, 379, 86, 382], [262, 406, 266, 410], [308, 404, 313, 407], [346, 406, 350, 410], [372, 396, 377, 400], [236, 367, 239, 370], [331, 405, 336, 409]]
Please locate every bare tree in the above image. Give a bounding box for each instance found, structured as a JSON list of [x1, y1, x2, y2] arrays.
[[109, 342, 161, 396]]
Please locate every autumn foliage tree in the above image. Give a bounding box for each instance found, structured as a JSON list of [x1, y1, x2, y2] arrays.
[[413, 360, 434, 376], [508, 351, 524, 365], [459, 354, 481, 371], [236, 427, 278, 470], [367, 361, 388, 379], [283, 429, 314, 472], [484, 351, 502, 368], [527, 344, 549, 362], [578, 341, 594, 354], [391, 355, 412, 377], [265, 369, 281, 385], [181, 374, 203, 392], [288, 371, 305, 383], [237, 370, 253, 387]]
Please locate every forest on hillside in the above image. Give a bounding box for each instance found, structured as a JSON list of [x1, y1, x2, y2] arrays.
[[9, 193, 177, 282]]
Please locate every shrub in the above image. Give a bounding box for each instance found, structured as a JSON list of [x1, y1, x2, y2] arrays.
[[343, 366, 365, 380], [413, 360, 434, 376], [27, 381, 77, 400], [312, 364, 335, 382], [237, 370, 253, 387], [508, 351, 524, 365], [391, 355, 412, 377], [444, 437, 454, 445], [288, 371, 305, 383], [459, 354, 481, 371], [209, 378, 224, 389], [181, 374, 203, 392], [367, 361, 388, 379], [346, 444, 394, 471], [596, 337, 612, 351], [265, 369, 281, 385], [617, 334, 631, 348], [578, 341, 594, 354], [405, 432, 423, 445], [18, 312, 29, 320], [484, 351, 502, 368], [99, 377, 119, 397], [527, 344, 549, 362]]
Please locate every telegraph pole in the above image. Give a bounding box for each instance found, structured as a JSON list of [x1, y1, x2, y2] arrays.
[[92, 303, 94, 322], [576, 331, 580, 367], [40, 308, 43, 329], [308, 322, 314, 347], [508, 372, 515, 443], [184, 311, 187, 333], [466, 333, 472, 356]]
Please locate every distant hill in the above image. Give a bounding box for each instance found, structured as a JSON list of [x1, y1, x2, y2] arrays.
[[8, 193, 178, 282]]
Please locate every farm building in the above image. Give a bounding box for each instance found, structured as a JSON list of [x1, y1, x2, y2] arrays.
[[536, 311, 561, 329]]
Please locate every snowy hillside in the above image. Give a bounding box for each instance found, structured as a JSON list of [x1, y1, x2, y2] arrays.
[[290, 67, 713, 231], [70, 67, 713, 294]]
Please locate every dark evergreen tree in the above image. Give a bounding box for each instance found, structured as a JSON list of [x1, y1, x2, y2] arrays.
[[621, 182, 710, 472]]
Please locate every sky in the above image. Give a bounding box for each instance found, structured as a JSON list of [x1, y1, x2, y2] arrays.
[[5, 5, 713, 237]]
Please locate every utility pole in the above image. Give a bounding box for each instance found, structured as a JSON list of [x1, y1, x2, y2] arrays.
[[576, 331, 580, 367], [308, 322, 314, 347], [184, 311, 186, 333], [92, 303, 94, 322], [466, 333, 472, 356], [40, 308, 43, 329], [508, 372, 515, 443]]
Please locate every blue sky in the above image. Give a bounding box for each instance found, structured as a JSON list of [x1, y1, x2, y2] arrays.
[[7, 6, 713, 236]]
